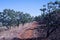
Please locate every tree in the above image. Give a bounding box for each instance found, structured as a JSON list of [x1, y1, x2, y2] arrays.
[[40, 5, 46, 17], [34, 15, 41, 22], [35, 1, 60, 39], [0, 9, 33, 28]]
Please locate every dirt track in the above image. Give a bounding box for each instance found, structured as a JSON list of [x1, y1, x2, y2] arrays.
[[0, 21, 39, 39]]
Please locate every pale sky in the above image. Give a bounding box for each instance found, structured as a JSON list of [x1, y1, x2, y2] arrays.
[[0, 0, 56, 16]]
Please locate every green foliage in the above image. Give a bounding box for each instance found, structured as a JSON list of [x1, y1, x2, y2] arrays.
[[34, 0, 60, 38], [0, 9, 33, 28], [34, 15, 41, 22]]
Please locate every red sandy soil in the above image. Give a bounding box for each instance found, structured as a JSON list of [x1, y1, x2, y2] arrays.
[[0, 21, 39, 39]]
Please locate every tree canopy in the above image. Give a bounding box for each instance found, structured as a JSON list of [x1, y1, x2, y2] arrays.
[[0, 9, 33, 28]]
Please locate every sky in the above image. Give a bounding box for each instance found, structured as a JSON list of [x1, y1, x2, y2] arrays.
[[0, 0, 56, 16]]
